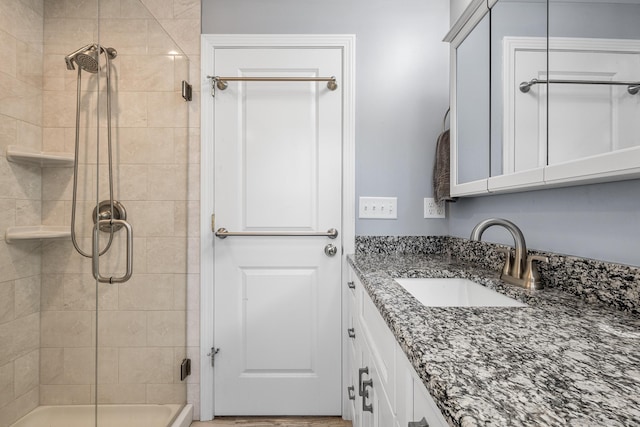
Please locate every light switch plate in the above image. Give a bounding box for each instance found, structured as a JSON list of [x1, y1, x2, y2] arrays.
[[359, 197, 397, 219], [424, 197, 445, 218]]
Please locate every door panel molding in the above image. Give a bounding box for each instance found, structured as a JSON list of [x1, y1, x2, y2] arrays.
[[200, 34, 356, 421]]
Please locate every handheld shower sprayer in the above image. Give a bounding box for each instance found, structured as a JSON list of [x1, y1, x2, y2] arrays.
[[65, 43, 132, 284]]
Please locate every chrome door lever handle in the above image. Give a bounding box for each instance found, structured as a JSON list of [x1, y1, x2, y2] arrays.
[[324, 244, 337, 257]]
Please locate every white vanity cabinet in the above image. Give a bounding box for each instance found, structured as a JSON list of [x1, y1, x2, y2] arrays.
[[346, 271, 394, 427], [346, 267, 449, 427]]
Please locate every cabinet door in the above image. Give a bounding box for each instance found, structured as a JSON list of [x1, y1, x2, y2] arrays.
[[370, 359, 395, 427], [349, 316, 363, 427], [359, 280, 396, 410], [349, 350, 362, 427], [412, 376, 449, 427], [360, 344, 374, 427], [347, 270, 363, 427], [359, 340, 394, 427], [395, 358, 415, 427]]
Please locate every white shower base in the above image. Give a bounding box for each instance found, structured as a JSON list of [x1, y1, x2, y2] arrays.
[[10, 403, 193, 427]]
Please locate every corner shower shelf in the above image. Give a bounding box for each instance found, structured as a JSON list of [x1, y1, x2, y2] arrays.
[[6, 145, 74, 167], [5, 226, 71, 243]]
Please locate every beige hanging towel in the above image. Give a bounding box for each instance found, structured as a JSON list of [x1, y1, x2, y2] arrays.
[[432, 129, 456, 203]]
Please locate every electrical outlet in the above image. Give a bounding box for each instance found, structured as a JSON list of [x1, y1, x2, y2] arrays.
[[424, 197, 445, 218], [359, 197, 397, 219]]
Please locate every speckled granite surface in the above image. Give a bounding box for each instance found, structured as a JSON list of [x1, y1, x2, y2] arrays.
[[348, 250, 640, 427], [356, 236, 640, 314]]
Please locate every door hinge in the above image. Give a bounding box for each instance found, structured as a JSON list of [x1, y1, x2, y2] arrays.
[[207, 347, 220, 367], [181, 80, 192, 101], [180, 358, 191, 381], [211, 214, 215, 232], [206, 75, 216, 97]]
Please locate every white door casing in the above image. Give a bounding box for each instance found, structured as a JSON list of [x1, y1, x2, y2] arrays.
[[200, 34, 356, 420]]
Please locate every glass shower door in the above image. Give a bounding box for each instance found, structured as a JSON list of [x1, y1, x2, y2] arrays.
[[41, 0, 190, 425], [94, 0, 190, 423]]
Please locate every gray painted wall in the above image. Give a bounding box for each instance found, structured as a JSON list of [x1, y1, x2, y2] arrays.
[[456, 13, 490, 184], [451, 0, 474, 25], [202, 0, 451, 236], [449, 179, 640, 267], [450, 0, 640, 268], [202, 0, 640, 267]]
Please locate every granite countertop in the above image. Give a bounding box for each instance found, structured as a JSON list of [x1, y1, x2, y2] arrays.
[[348, 252, 640, 427]]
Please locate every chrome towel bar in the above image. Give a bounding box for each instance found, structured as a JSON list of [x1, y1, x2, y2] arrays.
[[215, 228, 338, 239], [206, 75, 338, 96], [520, 78, 640, 95]]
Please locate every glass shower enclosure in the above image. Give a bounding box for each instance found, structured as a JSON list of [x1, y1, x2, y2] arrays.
[[1, 0, 190, 426]]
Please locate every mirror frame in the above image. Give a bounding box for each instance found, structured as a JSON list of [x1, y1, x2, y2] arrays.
[[445, 0, 640, 197], [445, 0, 495, 196]]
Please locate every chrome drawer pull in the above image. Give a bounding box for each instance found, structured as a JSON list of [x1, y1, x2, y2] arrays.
[[358, 367, 369, 396], [362, 379, 373, 413]]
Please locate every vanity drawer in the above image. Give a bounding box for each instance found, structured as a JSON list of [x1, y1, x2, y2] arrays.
[[358, 278, 397, 411]]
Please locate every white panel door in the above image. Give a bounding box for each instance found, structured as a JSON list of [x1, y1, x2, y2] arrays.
[[213, 47, 343, 415]]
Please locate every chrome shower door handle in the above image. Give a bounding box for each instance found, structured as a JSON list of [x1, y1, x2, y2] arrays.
[[92, 219, 133, 283]]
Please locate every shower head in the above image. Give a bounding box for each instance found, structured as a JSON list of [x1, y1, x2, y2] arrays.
[[74, 50, 99, 73], [64, 44, 98, 73], [64, 44, 117, 73]]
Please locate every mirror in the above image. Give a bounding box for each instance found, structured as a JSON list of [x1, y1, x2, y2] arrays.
[[547, 0, 640, 165], [447, 0, 640, 196], [456, 13, 490, 184], [491, 0, 547, 176]]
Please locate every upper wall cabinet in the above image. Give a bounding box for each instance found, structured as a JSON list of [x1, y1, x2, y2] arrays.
[[445, 0, 640, 197]]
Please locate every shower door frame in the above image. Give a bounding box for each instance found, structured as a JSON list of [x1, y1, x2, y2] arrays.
[[199, 33, 356, 420]]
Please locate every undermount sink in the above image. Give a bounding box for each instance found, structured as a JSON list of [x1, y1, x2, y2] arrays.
[[394, 278, 527, 307]]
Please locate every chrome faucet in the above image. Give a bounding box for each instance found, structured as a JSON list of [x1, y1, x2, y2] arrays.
[[470, 218, 548, 290]]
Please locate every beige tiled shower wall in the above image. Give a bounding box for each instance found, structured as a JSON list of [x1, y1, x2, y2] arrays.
[[39, 0, 201, 415], [0, 0, 44, 425]]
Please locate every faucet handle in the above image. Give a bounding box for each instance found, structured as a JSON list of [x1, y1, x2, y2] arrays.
[[496, 248, 513, 277], [523, 255, 549, 290]]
